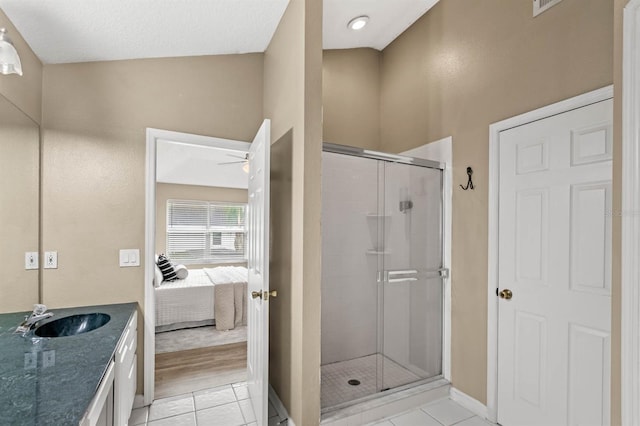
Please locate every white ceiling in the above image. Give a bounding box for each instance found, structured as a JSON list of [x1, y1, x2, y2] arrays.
[[323, 0, 439, 51], [157, 141, 248, 190], [0, 0, 290, 64], [0, 0, 439, 64]]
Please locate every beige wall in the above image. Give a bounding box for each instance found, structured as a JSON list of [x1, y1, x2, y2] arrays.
[[264, 0, 322, 423], [0, 10, 42, 313], [263, 5, 302, 419], [41, 54, 264, 391], [0, 96, 39, 313], [0, 9, 42, 124], [379, 0, 613, 405], [155, 183, 248, 268], [323, 48, 380, 149], [269, 129, 293, 418]]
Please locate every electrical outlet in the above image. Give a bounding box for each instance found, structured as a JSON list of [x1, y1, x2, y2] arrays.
[[42, 350, 55, 368], [44, 251, 58, 269], [25, 252, 38, 270]]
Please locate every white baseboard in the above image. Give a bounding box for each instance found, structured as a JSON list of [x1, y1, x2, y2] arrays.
[[450, 388, 489, 420], [269, 384, 296, 426]]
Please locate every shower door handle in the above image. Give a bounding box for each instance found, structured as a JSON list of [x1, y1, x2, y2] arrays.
[[382, 268, 449, 283], [388, 277, 418, 283], [387, 269, 418, 276], [384, 269, 418, 283]]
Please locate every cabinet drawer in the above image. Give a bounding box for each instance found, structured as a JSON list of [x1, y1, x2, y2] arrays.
[[118, 336, 135, 373], [117, 312, 137, 357], [116, 313, 137, 370]]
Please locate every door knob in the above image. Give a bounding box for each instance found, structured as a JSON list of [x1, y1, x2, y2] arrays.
[[251, 290, 278, 300], [262, 290, 278, 300], [499, 289, 513, 300]]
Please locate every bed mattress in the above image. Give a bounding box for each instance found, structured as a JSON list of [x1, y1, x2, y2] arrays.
[[155, 269, 215, 327], [203, 266, 248, 284]]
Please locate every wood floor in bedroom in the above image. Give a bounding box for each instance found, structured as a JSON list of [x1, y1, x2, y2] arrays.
[[155, 341, 247, 399]]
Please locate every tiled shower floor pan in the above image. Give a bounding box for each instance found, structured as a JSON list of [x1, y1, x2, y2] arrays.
[[321, 353, 423, 409]]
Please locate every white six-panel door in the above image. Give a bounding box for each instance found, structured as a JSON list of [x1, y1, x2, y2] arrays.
[[247, 119, 271, 426], [497, 99, 613, 426]]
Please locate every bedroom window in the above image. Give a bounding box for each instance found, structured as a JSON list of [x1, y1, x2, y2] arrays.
[[166, 200, 246, 264]]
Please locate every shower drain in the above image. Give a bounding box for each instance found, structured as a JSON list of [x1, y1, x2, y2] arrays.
[[347, 379, 361, 386]]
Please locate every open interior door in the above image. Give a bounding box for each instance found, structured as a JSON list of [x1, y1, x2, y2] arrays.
[[247, 119, 271, 426]]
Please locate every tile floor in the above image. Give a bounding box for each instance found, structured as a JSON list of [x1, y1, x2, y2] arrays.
[[321, 354, 422, 409], [129, 381, 286, 426], [366, 398, 494, 426], [131, 383, 494, 426]]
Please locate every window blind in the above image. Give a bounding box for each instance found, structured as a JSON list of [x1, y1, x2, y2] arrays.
[[166, 200, 246, 264]]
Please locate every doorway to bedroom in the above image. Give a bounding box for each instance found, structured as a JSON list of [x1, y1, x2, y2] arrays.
[[152, 134, 252, 399]]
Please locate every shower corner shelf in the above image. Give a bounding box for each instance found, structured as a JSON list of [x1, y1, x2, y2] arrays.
[[366, 249, 390, 255]]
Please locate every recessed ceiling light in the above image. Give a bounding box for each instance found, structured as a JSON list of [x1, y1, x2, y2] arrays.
[[348, 16, 369, 31]]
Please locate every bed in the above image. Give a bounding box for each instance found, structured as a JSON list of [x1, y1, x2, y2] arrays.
[[155, 266, 248, 332]]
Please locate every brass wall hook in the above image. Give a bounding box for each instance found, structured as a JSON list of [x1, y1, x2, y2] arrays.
[[460, 167, 475, 190]]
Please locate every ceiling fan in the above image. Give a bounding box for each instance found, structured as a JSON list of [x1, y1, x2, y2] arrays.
[[218, 153, 249, 173]]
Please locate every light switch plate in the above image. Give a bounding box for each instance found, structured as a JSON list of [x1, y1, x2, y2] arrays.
[[44, 251, 58, 269], [119, 249, 140, 267], [25, 252, 38, 270]]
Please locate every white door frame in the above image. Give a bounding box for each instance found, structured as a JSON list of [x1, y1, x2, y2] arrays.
[[622, 2, 640, 424], [486, 85, 614, 422], [143, 128, 251, 405]]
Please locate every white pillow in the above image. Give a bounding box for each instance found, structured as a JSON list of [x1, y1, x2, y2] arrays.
[[174, 264, 189, 280], [154, 264, 163, 287]]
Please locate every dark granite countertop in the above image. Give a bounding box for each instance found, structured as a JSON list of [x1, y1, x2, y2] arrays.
[[0, 303, 137, 426]]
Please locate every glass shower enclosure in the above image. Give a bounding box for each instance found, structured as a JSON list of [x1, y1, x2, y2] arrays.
[[321, 143, 445, 411]]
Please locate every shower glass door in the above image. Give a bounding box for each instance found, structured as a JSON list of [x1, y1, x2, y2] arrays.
[[379, 161, 443, 390], [321, 151, 382, 409], [320, 146, 444, 411]]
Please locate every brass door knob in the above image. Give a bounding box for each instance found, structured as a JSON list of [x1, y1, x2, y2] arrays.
[[251, 290, 278, 300], [499, 289, 513, 300]]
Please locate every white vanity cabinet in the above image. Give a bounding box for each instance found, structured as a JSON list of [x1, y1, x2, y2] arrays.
[[114, 311, 137, 425], [80, 310, 137, 426], [80, 361, 115, 426]]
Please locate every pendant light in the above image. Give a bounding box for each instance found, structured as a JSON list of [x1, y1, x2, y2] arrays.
[[0, 28, 22, 76]]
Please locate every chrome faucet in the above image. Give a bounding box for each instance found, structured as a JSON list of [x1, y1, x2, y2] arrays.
[[15, 304, 53, 334]]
